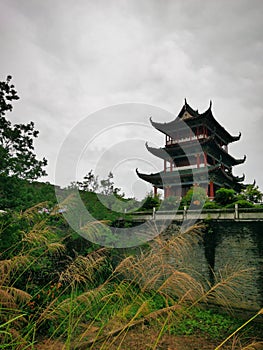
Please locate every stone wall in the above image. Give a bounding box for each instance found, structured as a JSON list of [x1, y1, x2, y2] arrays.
[[166, 221, 263, 311], [206, 221, 263, 310]]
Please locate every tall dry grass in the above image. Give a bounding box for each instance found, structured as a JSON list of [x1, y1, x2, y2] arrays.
[[1, 209, 262, 350]]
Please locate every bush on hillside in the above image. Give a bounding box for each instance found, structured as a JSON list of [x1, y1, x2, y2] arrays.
[[161, 196, 181, 210], [203, 201, 221, 209], [140, 193, 161, 211], [225, 199, 255, 209], [214, 188, 236, 206]]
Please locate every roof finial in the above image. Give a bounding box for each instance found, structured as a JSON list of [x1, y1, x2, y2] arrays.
[[184, 98, 187, 111], [209, 100, 212, 109]]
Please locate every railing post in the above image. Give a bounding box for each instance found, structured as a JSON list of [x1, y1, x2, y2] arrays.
[[234, 203, 239, 219], [183, 205, 187, 219], [152, 207, 156, 220]]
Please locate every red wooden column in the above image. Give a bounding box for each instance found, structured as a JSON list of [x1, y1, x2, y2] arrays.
[[197, 153, 200, 168], [153, 186, 157, 197], [204, 153, 207, 166], [164, 160, 167, 173], [209, 181, 214, 198]]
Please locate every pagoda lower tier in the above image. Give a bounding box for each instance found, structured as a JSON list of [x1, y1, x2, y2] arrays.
[[136, 164, 245, 198]]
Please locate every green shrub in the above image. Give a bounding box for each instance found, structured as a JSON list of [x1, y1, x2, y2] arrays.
[[226, 199, 255, 209], [215, 188, 236, 206], [161, 196, 180, 210], [203, 201, 221, 209], [140, 193, 161, 211], [168, 308, 242, 340]]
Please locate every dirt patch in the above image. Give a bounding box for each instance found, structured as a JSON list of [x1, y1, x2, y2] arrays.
[[35, 324, 263, 350]]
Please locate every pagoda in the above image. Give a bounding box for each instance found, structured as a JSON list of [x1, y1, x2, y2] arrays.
[[136, 100, 246, 199]]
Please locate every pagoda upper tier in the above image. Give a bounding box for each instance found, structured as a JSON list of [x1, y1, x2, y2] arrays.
[[146, 136, 246, 169], [150, 99, 241, 146]]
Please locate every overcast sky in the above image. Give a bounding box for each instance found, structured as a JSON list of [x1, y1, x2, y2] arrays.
[[1, 0, 263, 199]]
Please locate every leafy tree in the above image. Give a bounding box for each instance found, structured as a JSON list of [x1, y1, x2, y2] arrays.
[[79, 170, 99, 192], [214, 188, 236, 206], [100, 171, 122, 196], [0, 75, 47, 180], [238, 183, 262, 204], [66, 181, 80, 190]]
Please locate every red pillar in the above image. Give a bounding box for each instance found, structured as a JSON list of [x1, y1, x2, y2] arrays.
[[209, 181, 214, 198], [153, 186, 157, 197], [204, 153, 207, 166], [197, 153, 200, 168], [164, 160, 167, 173], [165, 186, 171, 198]]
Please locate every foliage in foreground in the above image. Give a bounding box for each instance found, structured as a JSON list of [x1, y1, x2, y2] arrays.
[[0, 210, 262, 349]]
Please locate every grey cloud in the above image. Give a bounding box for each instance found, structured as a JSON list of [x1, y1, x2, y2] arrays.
[[0, 0, 262, 195]]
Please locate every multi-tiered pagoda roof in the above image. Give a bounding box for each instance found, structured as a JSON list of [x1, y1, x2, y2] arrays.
[[137, 100, 246, 198]]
